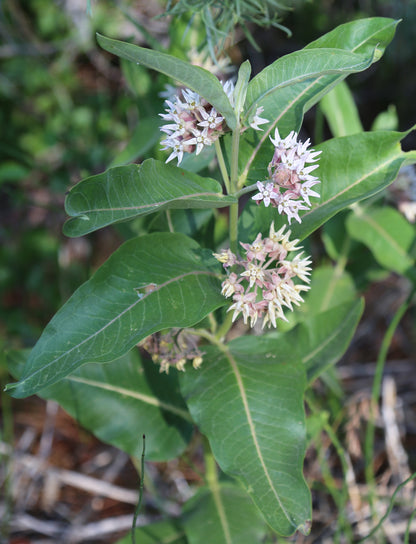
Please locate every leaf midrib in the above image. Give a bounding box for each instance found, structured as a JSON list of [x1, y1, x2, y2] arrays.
[[68, 192, 234, 215], [68, 375, 193, 421], [18, 270, 218, 389], [222, 345, 297, 531]]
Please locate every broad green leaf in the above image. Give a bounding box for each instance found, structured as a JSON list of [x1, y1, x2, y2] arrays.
[[6, 233, 225, 398], [115, 520, 187, 544], [180, 345, 311, 537], [289, 130, 416, 240], [321, 212, 390, 288], [147, 208, 213, 237], [300, 298, 364, 383], [320, 80, 363, 137], [238, 199, 278, 243], [7, 349, 193, 461], [97, 34, 237, 130], [228, 298, 363, 384], [305, 17, 398, 57], [234, 60, 251, 119], [64, 160, 236, 237], [182, 483, 266, 544], [239, 18, 398, 183], [346, 205, 415, 274], [245, 48, 374, 126], [301, 265, 357, 316]]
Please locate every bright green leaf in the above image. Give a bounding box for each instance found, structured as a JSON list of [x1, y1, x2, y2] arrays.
[[299, 299, 364, 383], [289, 130, 416, 240], [305, 17, 398, 58], [182, 483, 266, 544], [239, 18, 398, 184], [346, 205, 415, 274], [245, 48, 374, 125], [6, 233, 225, 398], [180, 344, 311, 537], [320, 80, 363, 137], [96, 34, 237, 130], [64, 160, 235, 237], [301, 265, 357, 316], [7, 349, 193, 461]]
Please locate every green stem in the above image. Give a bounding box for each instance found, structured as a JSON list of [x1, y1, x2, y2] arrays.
[[364, 289, 415, 515], [203, 434, 218, 486], [202, 434, 233, 544], [230, 127, 240, 192], [165, 209, 174, 233], [229, 202, 239, 255], [214, 139, 231, 194], [228, 126, 241, 255], [235, 183, 258, 199], [214, 310, 234, 341]]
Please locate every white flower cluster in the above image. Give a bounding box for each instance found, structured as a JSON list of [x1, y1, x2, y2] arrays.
[[252, 128, 321, 224], [214, 223, 311, 328], [160, 81, 235, 165], [160, 81, 270, 165]]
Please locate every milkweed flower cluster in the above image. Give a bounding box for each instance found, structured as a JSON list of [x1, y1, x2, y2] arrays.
[[160, 82, 269, 165], [160, 81, 235, 165], [214, 223, 312, 328], [252, 128, 322, 224]]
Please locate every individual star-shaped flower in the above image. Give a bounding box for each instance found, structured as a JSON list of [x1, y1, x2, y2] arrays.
[[250, 106, 269, 131], [251, 181, 279, 207]]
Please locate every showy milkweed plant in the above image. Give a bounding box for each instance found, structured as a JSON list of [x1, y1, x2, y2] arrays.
[[6, 17, 416, 542]]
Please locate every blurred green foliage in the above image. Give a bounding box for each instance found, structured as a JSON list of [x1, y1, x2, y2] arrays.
[[0, 0, 164, 345]]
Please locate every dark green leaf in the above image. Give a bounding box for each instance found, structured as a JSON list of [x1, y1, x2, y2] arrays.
[[239, 18, 398, 184], [301, 265, 357, 316], [290, 130, 416, 240], [320, 80, 363, 137], [347, 205, 415, 274], [229, 298, 364, 384], [182, 483, 266, 544], [64, 160, 235, 237], [180, 345, 311, 537], [6, 233, 225, 397], [7, 349, 193, 461], [245, 48, 374, 125], [97, 34, 237, 130]]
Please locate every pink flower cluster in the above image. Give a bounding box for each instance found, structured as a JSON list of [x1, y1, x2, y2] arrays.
[[252, 128, 321, 224], [160, 82, 235, 165], [214, 223, 311, 328]]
